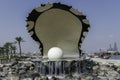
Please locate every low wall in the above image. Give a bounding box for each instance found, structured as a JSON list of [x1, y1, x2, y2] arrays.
[[0, 58, 120, 80]]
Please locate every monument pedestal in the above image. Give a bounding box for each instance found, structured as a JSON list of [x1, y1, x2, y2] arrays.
[[35, 59, 82, 76]]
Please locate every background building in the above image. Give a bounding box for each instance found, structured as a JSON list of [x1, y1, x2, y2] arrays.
[[107, 42, 118, 53]]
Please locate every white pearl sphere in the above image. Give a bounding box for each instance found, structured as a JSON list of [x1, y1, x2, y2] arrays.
[[48, 47, 63, 59]]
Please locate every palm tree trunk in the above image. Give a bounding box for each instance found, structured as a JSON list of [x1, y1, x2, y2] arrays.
[[18, 42, 22, 57]]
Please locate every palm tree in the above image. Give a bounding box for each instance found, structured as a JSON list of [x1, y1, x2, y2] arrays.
[[0, 47, 5, 57], [11, 45, 17, 56], [15, 37, 24, 57], [3, 42, 11, 58]]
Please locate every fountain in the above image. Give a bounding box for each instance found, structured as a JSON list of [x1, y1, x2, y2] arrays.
[[26, 3, 90, 78]]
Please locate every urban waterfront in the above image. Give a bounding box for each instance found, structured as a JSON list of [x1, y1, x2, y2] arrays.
[[0, 0, 120, 80]]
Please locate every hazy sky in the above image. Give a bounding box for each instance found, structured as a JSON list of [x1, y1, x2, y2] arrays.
[[0, 0, 120, 54]]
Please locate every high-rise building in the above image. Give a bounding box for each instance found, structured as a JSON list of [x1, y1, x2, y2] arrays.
[[107, 42, 118, 52], [113, 42, 118, 51]]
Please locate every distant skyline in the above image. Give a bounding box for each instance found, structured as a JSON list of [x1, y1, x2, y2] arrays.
[[0, 0, 120, 54]]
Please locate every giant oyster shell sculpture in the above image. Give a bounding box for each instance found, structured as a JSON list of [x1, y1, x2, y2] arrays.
[[26, 3, 90, 57]]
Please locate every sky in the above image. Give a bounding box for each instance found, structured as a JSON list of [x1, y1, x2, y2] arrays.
[[0, 0, 120, 54]]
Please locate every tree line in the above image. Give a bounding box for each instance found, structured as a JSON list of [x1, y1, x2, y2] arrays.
[[0, 36, 24, 59]]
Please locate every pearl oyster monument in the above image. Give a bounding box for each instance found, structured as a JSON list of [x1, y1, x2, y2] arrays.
[[26, 3, 90, 59]]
